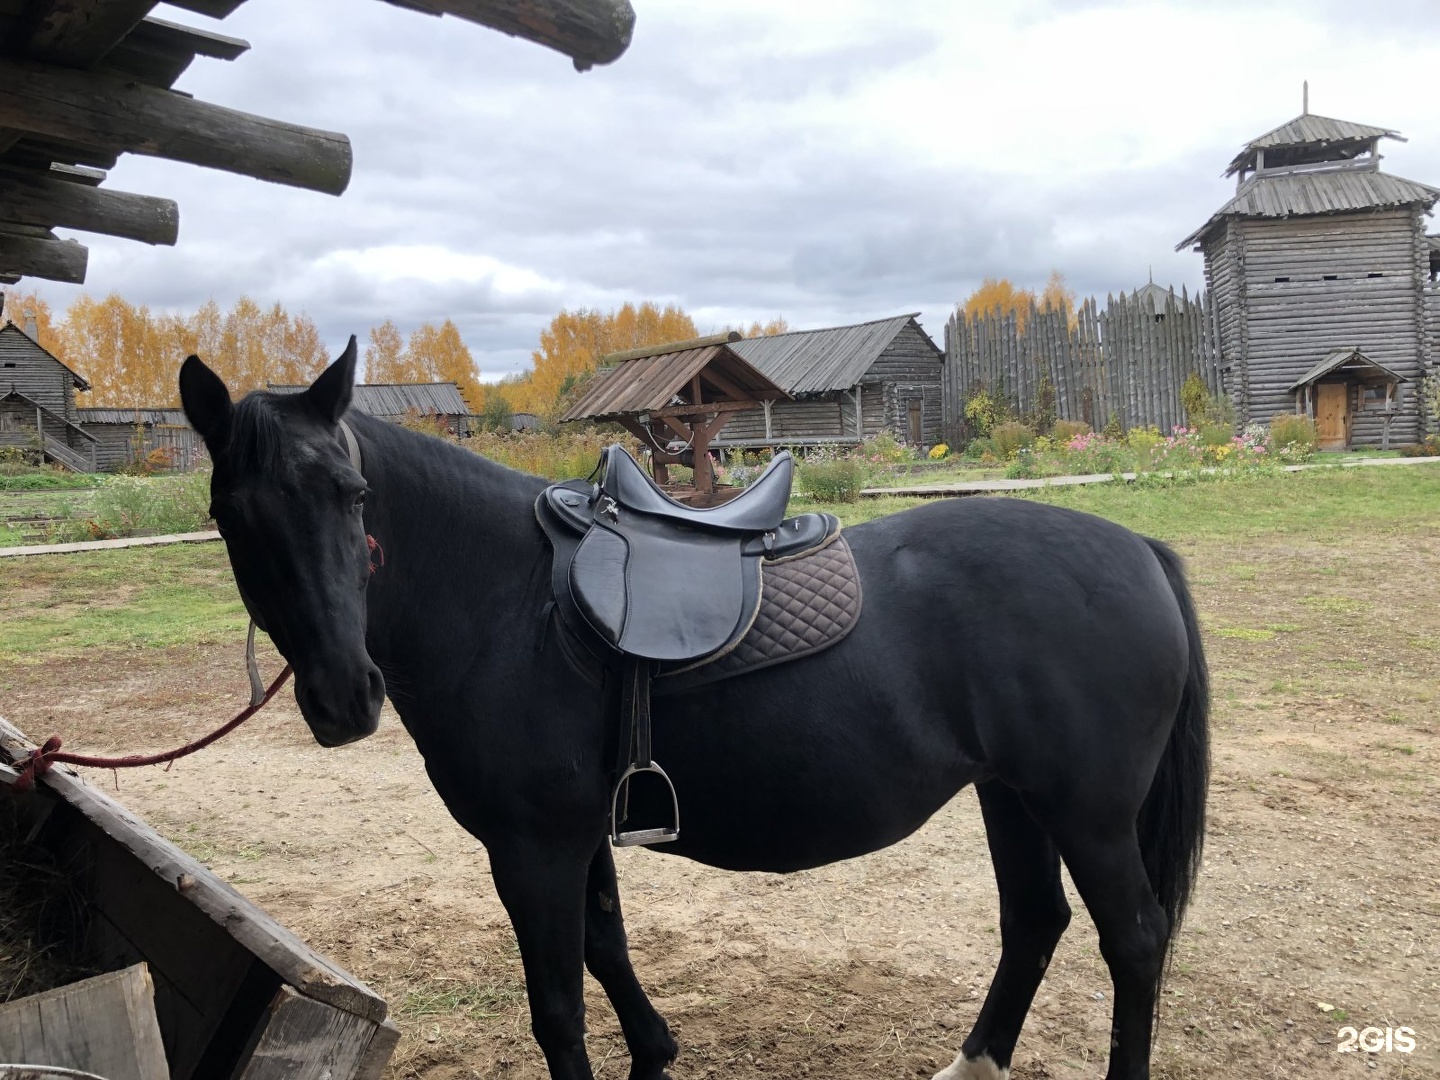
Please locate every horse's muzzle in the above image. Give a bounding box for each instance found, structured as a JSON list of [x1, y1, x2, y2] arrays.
[[295, 661, 385, 747]]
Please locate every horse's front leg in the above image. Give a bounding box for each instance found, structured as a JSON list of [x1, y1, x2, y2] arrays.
[[488, 842, 596, 1080], [584, 842, 678, 1079]]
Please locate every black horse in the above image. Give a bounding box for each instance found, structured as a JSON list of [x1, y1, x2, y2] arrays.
[[178, 341, 1208, 1080]]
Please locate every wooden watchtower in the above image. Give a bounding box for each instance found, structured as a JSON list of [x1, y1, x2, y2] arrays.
[[1177, 101, 1440, 447], [561, 332, 789, 502]]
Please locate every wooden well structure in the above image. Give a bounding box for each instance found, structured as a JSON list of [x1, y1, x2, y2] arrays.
[[561, 332, 789, 502]]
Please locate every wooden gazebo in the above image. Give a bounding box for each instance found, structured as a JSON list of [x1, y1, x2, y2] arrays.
[[561, 332, 789, 501]]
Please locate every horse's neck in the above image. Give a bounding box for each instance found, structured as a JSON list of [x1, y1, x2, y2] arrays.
[[357, 419, 548, 681]]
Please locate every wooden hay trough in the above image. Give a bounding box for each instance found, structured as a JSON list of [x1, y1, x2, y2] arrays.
[[0, 716, 397, 1080]]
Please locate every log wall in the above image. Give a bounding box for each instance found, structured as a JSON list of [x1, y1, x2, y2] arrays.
[[1236, 210, 1425, 444], [942, 289, 1222, 443]]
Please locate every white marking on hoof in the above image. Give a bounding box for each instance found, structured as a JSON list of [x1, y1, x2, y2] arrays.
[[932, 1050, 1009, 1080]]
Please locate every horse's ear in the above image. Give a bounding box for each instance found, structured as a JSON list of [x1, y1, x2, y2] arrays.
[[179, 354, 232, 449], [304, 335, 357, 425]]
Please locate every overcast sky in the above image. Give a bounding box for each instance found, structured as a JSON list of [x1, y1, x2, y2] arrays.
[[25, 0, 1440, 381]]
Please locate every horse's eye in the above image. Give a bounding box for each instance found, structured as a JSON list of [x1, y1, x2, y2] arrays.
[[353, 490, 367, 509]]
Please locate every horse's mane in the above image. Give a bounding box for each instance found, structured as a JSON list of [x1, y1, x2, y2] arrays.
[[227, 392, 294, 479]]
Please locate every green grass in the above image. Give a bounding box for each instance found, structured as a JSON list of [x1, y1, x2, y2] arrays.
[[1009, 462, 1440, 543], [0, 472, 102, 491], [0, 542, 244, 661], [4, 463, 1438, 662]]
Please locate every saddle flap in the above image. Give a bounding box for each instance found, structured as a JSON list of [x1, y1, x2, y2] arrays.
[[571, 516, 755, 661]]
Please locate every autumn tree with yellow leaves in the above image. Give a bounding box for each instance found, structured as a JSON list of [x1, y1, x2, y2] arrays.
[[961, 271, 1076, 330], [494, 302, 699, 419], [3, 290, 333, 408]]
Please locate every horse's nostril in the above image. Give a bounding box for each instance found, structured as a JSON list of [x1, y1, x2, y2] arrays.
[[367, 668, 385, 704]]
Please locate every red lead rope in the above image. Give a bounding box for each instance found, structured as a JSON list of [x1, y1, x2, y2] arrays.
[[11, 665, 294, 793], [7, 531, 386, 794]]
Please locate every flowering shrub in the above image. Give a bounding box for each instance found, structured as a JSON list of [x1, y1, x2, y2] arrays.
[[928, 443, 949, 460], [991, 422, 1034, 458], [797, 456, 867, 502], [1268, 414, 1317, 461], [964, 390, 1004, 437]]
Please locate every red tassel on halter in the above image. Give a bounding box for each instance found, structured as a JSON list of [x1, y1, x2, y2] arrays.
[[367, 534, 385, 574]]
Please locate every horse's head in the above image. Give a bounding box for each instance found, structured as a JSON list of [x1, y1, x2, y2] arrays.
[[180, 338, 385, 747]]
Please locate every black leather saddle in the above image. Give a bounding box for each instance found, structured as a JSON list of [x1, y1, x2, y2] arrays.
[[536, 445, 838, 846]]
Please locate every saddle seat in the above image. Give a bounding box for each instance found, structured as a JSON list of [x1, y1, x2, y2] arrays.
[[596, 440, 794, 533]]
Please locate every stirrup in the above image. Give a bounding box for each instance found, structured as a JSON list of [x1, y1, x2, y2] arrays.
[[610, 762, 680, 847]]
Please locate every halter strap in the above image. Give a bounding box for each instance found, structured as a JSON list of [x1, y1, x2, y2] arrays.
[[338, 418, 362, 473], [242, 417, 368, 707]]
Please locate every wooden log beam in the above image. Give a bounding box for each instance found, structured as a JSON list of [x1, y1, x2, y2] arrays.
[[164, 0, 246, 17], [0, 56, 353, 195], [24, 0, 157, 67], [0, 166, 178, 244], [383, 0, 635, 70], [0, 231, 89, 283]]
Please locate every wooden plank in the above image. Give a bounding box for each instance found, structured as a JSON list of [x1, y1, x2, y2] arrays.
[[0, 57, 352, 195], [0, 165, 179, 244], [0, 963, 168, 1080], [353, 1018, 401, 1080], [0, 718, 388, 1026], [233, 986, 395, 1080], [0, 231, 87, 283]]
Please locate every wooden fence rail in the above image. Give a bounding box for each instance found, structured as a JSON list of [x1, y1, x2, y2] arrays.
[[942, 287, 1225, 444]]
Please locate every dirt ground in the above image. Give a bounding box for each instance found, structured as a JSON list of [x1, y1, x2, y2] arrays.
[[3, 527, 1439, 1079]]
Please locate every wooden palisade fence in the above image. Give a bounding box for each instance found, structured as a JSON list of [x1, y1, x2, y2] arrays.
[[942, 287, 1225, 444]]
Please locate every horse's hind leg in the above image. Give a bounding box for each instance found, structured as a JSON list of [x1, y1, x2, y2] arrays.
[[584, 842, 679, 1079], [938, 780, 1070, 1080], [1046, 816, 1168, 1080]]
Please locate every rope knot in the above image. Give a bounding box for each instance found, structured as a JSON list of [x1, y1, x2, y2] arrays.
[[15, 736, 62, 793]]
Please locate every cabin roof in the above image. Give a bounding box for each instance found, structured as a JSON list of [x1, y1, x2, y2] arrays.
[[725, 314, 936, 395], [267, 382, 471, 416], [1177, 169, 1440, 250], [77, 407, 189, 425], [1287, 347, 1409, 392], [562, 344, 787, 422]]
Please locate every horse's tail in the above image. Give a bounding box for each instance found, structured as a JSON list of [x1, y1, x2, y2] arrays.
[[1139, 538, 1210, 990]]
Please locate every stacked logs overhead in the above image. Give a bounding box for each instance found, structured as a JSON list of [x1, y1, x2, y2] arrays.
[[0, 0, 635, 285]]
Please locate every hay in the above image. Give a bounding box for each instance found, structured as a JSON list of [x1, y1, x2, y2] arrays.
[[0, 797, 94, 1003]]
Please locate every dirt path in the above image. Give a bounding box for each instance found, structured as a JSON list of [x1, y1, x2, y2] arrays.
[[3, 530, 1438, 1079]]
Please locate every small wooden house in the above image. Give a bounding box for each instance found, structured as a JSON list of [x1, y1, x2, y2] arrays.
[[0, 319, 98, 471], [77, 407, 203, 471], [1178, 109, 1440, 447], [719, 314, 944, 449]]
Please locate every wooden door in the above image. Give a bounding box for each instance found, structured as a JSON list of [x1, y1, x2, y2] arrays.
[[906, 399, 923, 445], [1315, 383, 1349, 450]]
